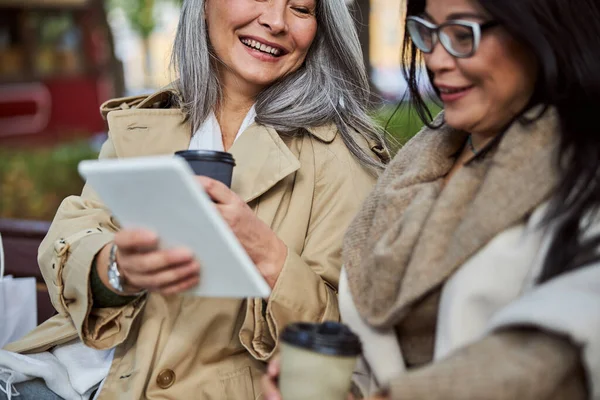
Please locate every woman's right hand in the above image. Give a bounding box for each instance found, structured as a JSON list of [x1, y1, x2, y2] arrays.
[[96, 229, 201, 296]]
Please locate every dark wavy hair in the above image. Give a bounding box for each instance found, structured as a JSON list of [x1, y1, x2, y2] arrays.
[[402, 0, 600, 282]]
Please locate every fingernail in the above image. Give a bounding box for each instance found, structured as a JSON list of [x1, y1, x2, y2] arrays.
[[174, 248, 193, 258], [142, 231, 158, 241]]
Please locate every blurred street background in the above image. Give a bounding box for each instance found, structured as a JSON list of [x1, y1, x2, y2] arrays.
[[0, 0, 437, 221]]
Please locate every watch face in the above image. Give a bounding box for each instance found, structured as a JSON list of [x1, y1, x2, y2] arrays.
[[108, 264, 123, 292]]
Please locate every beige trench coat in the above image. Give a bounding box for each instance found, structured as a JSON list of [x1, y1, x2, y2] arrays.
[[5, 89, 383, 399]]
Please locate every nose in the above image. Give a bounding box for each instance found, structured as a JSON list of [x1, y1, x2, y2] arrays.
[[257, 0, 288, 34], [423, 41, 455, 75]]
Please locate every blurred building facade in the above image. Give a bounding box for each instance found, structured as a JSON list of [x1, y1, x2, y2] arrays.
[[0, 0, 414, 147], [0, 0, 123, 146], [370, 0, 409, 100]]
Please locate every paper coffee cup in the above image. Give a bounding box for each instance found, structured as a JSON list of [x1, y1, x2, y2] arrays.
[[175, 150, 236, 188], [279, 322, 362, 400]]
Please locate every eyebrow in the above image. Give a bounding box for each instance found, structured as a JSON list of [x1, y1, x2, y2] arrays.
[[422, 11, 487, 23]]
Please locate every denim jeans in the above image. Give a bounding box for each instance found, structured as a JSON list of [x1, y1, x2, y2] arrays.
[[0, 379, 64, 400]]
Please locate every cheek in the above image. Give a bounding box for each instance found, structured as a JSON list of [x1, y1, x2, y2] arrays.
[[491, 64, 536, 115], [205, 8, 227, 48], [290, 23, 317, 55], [207, 27, 229, 65], [506, 42, 538, 100], [206, 1, 253, 45], [463, 41, 536, 110]]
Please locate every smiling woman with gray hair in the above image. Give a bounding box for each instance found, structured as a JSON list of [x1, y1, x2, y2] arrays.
[[0, 0, 388, 399], [175, 0, 386, 169]]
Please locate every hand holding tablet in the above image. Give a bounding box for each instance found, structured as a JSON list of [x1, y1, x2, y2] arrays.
[[79, 155, 271, 298]]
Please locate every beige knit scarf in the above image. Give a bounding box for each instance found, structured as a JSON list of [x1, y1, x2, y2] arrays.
[[343, 108, 560, 330]]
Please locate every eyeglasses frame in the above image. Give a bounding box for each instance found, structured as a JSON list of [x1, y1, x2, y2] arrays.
[[406, 16, 499, 58]]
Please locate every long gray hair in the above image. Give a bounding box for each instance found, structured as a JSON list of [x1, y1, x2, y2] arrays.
[[172, 0, 387, 171]]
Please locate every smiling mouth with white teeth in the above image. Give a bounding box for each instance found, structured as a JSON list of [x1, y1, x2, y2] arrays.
[[240, 38, 283, 57]]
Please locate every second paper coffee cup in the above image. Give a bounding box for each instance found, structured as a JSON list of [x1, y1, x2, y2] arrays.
[[175, 150, 236, 188], [279, 322, 362, 400]]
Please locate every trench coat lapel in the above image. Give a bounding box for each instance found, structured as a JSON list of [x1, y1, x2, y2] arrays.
[[229, 123, 300, 203]]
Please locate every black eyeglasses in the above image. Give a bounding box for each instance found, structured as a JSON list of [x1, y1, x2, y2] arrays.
[[406, 16, 499, 58]]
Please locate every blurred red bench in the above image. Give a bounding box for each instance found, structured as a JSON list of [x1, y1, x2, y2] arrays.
[[0, 218, 55, 325]]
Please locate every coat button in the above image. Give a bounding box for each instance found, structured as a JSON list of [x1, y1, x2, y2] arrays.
[[156, 369, 176, 389]]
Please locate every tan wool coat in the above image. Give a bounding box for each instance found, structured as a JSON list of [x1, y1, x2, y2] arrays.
[[5, 88, 383, 399]]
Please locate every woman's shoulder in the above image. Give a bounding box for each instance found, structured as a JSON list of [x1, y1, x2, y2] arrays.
[[303, 123, 338, 144], [301, 123, 389, 167], [100, 84, 182, 120]]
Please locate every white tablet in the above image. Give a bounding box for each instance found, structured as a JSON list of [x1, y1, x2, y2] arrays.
[[78, 156, 271, 298]]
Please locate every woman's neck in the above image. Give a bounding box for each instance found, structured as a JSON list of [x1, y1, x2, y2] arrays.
[[215, 87, 256, 151], [443, 130, 501, 187], [468, 132, 498, 154]]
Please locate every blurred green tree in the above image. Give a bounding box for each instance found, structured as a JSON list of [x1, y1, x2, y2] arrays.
[[107, 0, 182, 87]]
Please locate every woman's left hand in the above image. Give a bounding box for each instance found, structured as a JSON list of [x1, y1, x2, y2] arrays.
[[261, 355, 282, 400], [196, 176, 287, 288]]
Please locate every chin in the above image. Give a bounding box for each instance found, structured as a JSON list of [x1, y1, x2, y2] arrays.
[[240, 72, 279, 88], [443, 112, 470, 131]]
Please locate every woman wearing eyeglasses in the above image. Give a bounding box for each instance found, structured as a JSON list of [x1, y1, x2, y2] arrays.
[[262, 0, 600, 398]]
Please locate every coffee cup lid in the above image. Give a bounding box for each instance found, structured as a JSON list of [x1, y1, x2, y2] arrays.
[[281, 322, 362, 357], [175, 150, 236, 166]]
